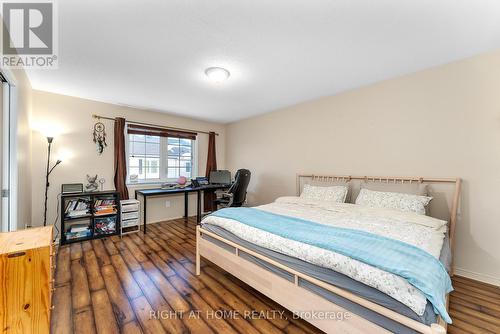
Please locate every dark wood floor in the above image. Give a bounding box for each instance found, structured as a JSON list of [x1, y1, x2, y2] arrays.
[[51, 218, 321, 334], [50, 218, 500, 334]]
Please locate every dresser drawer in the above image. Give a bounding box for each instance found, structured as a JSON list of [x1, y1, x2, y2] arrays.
[[122, 218, 139, 228], [122, 211, 139, 220], [122, 203, 139, 212]]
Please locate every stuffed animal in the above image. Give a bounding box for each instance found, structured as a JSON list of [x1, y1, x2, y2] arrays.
[[85, 174, 99, 192]]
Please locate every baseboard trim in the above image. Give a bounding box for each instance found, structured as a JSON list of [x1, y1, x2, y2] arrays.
[[145, 216, 195, 225], [454, 267, 500, 287]]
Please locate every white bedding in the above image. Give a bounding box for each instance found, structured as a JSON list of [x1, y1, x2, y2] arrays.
[[201, 196, 448, 316]]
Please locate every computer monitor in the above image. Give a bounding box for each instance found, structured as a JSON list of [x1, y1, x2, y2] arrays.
[[209, 170, 231, 185]]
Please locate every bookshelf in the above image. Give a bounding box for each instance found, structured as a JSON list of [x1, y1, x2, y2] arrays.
[[60, 191, 120, 245]]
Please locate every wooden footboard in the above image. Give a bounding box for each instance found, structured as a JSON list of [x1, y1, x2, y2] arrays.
[[196, 226, 447, 334]]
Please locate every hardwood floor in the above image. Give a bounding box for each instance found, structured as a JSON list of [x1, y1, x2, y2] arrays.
[[50, 218, 500, 334], [448, 276, 500, 334], [51, 218, 320, 334]]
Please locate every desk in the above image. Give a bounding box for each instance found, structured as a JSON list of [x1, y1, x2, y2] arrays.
[[134, 184, 230, 233]]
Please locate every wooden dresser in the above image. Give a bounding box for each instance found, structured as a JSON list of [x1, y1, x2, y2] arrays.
[[0, 226, 54, 334]]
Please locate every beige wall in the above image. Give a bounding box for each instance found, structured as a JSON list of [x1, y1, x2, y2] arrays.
[[226, 49, 500, 285], [31, 91, 226, 232]]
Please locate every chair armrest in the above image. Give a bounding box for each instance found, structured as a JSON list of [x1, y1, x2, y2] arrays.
[[220, 192, 234, 207]]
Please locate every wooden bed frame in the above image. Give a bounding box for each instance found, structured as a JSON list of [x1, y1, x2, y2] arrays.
[[196, 174, 461, 334]]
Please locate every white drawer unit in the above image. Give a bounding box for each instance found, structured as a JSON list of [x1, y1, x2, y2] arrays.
[[120, 199, 140, 236]]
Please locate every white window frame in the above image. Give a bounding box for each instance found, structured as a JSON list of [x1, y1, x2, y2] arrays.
[[125, 129, 198, 185]]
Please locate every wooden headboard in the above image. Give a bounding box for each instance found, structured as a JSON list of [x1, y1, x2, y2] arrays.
[[296, 174, 461, 274]]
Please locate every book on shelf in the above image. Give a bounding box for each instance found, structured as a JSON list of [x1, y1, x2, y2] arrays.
[[94, 199, 117, 206], [69, 224, 90, 233], [94, 211, 117, 216], [94, 198, 118, 216], [94, 216, 116, 235], [94, 205, 117, 215], [65, 224, 91, 239], [65, 197, 91, 217], [66, 230, 91, 240], [66, 210, 90, 218]]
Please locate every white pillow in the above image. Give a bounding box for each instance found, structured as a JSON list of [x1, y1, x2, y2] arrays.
[[301, 184, 348, 203], [355, 188, 432, 215]]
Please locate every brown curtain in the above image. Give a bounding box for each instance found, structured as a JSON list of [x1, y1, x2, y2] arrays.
[[204, 131, 217, 212], [127, 124, 197, 140], [114, 117, 129, 200]]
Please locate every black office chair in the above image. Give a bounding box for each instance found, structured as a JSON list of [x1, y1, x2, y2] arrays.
[[215, 169, 251, 208]]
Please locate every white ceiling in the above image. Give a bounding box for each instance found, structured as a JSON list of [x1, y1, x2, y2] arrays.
[[26, 0, 500, 123]]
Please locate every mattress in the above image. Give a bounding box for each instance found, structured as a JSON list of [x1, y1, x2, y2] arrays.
[[201, 223, 451, 334]]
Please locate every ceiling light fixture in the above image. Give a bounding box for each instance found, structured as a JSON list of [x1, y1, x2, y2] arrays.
[[205, 67, 230, 83]]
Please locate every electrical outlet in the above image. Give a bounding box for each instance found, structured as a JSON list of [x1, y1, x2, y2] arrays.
[[165, 200, 171, 208]]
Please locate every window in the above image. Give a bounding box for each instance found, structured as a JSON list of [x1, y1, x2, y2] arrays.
[[167, 137, 194, 178], [126, 125, 196, 184], [128, 134, 161, 180]]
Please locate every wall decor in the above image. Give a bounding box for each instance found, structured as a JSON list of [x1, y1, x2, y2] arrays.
[[93, 121, 107, 154]]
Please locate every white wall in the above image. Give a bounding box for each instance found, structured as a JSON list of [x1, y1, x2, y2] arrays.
[[31, 91, 225, 232], [0, 67, 33, 230], [1, 17, 33, 230], [226, 49, 500, 285], [13, 69, 33, 230]]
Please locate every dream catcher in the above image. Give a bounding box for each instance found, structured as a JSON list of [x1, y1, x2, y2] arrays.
[[93, 121, 107, 154]]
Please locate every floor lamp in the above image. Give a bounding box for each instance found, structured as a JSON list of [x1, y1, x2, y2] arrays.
[[43, 136, 62, 226]]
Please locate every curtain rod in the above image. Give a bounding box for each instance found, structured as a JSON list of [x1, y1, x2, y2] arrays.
[[92, 114, 219, 136]]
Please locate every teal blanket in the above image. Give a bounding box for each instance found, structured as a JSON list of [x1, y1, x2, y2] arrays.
[[210, 207, 452, 323]]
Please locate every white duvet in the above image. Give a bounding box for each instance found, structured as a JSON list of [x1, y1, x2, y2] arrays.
[[201, 196, 448, 316]]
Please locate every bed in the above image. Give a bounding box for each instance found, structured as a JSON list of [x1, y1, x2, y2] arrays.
[[196, 174, 461, 334]]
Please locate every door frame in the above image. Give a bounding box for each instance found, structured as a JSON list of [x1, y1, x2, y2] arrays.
[[1, 67, 18, 232]]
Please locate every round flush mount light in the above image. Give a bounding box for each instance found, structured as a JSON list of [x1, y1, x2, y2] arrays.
[[205, 67, 230, 83]]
